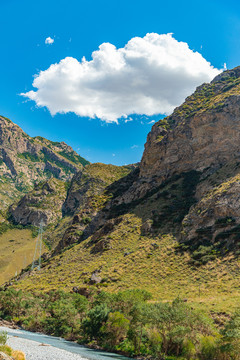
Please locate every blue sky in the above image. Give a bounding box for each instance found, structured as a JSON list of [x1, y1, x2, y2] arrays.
[[0, 0, 239, 165]]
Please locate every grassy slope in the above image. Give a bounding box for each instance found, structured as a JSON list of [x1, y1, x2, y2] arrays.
[[13, 169, 240, 315], [0, 229, 42, 285], [0, 163, 134, 286], [14, 213, 240, 314], [84, 163, 132, 185]]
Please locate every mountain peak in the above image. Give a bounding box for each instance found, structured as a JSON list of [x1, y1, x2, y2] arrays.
[[0, 115, 89, 209]]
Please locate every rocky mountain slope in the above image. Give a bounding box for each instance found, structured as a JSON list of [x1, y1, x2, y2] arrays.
[[5, 66, 240, 313], [0, 115, 89, 209], [0, 116, 134, 281]]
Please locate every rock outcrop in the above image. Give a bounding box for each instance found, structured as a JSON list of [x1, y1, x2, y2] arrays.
[[9, 178, 68, 226], [114, 68, 240, 206], [0, 116, 89, 209]]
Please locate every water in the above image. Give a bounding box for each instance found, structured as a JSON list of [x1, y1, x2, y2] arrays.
[[0, 326, 130, 360]]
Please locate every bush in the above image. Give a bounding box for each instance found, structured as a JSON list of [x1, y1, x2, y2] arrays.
[[102, 311, 130, 348], [182, 339, 196, 360], [0, 344, 12, 355], [199, 335, 219, 360], [82, 304, 110, 341], [0, 331, 7, 345]]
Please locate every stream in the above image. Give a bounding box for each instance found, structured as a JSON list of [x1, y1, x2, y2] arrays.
[[0, 326, 130, 360]]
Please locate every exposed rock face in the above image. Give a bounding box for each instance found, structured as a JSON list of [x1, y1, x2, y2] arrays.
[[140, 95, 240, 179], [73, 66, 240, 259], [54, 164, 132, 252], [0, 116, 89, 209], [115, 68, 240, 205], [62, 168, 106, 216], [9, 178, 68, 226], [63, 163, 133, 215], [182, 171, 240, 250]]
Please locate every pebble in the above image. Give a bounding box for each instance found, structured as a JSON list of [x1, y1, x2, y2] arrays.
[[7, 334, 87, 360]]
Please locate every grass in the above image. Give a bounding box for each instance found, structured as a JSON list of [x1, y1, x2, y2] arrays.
[[85, 163, 132, 185], [156, 69, 240, 132], [12, 211, 240, 315], [7, 164, 240, 316], [0, 228, 45, 285]]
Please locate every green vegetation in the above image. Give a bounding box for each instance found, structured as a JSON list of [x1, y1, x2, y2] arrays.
[[1, 288, 240, 359], [85, 163, 132, 185], [58, 150, 90, 167], [11, 210, 240, 315], [156, 71, 240, 130], [0, 330, 7, 345], [0, 329, 25, 359], [157, 118, 171, 130], [17, 152, 40, 162], [41, 150, 76, 174]]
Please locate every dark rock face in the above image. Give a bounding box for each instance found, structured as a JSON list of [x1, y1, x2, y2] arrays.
[[181, 171, 240, 250]]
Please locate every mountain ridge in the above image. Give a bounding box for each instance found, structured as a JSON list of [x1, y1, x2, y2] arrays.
[[0, 115, 90, 210], [3, 67, 240, 314]]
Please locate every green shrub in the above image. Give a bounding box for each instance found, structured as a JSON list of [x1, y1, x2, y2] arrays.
[[199, 335, 219, 360], [0, 331, 7, 345], [82, 304, 110, 341], [82, 217, 91, 225], [182, 339, 196, 360], [0, 344, 12, 355]]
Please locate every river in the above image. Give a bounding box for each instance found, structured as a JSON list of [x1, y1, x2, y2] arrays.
[[0, 326, 130, 360]]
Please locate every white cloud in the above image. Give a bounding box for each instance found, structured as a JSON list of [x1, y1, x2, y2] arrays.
[[148, 120, 155, 124], [45, 37, 54, 45], [22, 33, 222, 123], [131, 145, 138, 149]]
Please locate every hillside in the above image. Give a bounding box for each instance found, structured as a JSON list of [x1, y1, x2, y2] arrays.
[[0, 121, 134, 277], [0, 115, 89, 210], [7, 66, 240, 315]]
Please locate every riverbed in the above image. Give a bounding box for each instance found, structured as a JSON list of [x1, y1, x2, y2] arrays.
[[0, 326, 130, 360]]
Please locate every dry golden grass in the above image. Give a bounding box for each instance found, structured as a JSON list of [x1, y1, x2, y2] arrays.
[[13, 212, 240, 315], [12, 350, 26, 360], [0, 229, 45, 285]]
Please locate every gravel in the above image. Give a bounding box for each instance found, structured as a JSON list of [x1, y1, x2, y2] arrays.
[[1, 327, 89, 360]]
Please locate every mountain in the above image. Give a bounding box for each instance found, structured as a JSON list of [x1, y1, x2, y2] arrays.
[[0, 115, 89, 210], [4, 66, 240, 313], [0, 116, 133, 281]]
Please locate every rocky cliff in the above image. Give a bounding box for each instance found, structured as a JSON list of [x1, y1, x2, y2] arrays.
[[113, 68, 240, 205], [0, 116, 89, 209]]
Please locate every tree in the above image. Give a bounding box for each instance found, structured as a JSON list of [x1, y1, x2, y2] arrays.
[[82, 304, 110, 341], [102, 311, 130, 348], [147, 298, 213, 356]]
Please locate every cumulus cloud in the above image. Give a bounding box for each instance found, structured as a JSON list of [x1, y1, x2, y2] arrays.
[[22, 33, 222, 123], [45, 37, 54, 45]]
